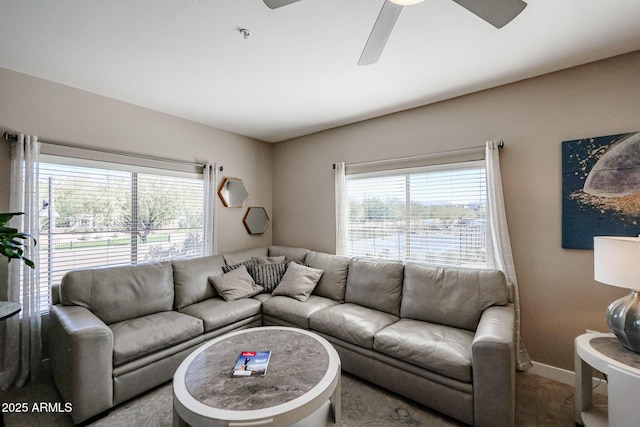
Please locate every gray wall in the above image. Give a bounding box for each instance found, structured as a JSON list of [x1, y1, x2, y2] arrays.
[[272, 50, 640, 371], [0, 67, 273, 258]]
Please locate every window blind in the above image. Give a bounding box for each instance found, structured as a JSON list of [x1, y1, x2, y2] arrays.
[[346, 160, 487, 268], [37, 155, 206, 310]]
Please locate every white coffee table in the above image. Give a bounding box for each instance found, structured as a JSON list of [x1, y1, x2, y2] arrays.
[[173, 326, 341, 427]]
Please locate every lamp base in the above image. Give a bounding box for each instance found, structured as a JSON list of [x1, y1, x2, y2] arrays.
[[607, 291, 640, 353]]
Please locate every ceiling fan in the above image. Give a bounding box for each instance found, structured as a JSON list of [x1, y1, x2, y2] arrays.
[[263, 0, 527, 66]]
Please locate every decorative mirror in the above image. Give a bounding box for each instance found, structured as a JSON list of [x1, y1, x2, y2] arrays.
[[243, 207, 269, 235], [218, 177, 249, 208]]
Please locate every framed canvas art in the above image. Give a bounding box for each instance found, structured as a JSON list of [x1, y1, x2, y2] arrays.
[[562, 132, 640, 249]]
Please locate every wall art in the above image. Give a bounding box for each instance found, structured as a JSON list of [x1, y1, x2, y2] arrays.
[[562, 131, 640, 249]]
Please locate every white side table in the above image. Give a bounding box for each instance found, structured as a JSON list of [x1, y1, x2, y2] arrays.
[[575, 332, 640, 426]]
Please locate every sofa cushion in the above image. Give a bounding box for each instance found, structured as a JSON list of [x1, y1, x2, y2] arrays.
[[252, 293, 273, 303], [344, 258, 404, 316], [110, 311, 203, 366], [172, 255, 226, 309], [249, 262, 289, 293], [263, 295, 339, 329], [210, 266, 263, 301], [401, 263, 509, 331], [223, 247, 268, 265], [179, 297, 262, 333], [305, 251, 350, 303], [309, 303, 399, 349], [61, 261, 174, 325], [373, 319, 474, 383], [268, 246, 309, 264], [272, 262, 323, 302], [254, 255, 286, 265]]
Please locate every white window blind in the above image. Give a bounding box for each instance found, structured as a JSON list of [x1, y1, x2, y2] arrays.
[[37, 155, 206, 310], [346, 161, 487, 268]]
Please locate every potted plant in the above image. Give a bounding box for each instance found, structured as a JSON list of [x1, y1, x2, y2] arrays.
[[0, 212, 36, 268]]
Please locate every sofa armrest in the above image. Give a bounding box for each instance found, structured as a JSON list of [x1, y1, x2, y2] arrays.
[[49, 304, 114, 424], [50, 284, 61, 305], [472, 304, 515, 427]]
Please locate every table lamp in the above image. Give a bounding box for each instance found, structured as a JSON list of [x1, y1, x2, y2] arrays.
[[594, 236, 640, 353]]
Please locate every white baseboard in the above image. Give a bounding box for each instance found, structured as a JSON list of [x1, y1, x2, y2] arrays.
[[528, 360, 608, 396]]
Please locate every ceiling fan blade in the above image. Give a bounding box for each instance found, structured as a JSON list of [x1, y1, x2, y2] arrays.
[[451, 0, 527, 28], [358, 1, 404, 66], [263, 0, 303, 9]]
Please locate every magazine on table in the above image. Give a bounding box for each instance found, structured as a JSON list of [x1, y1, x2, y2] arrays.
[[232, 351, 272, 376]]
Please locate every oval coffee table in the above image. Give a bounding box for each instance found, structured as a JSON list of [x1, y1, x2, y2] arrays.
[[173, 326, 341, 427]]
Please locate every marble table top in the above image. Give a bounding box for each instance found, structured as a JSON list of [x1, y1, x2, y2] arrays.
[[0, 301, 21, 321], [184, 328, 330, 411], [590, 336, 640, 370]]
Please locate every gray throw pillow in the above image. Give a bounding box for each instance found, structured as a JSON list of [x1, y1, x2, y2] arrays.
[[272, 262, 324, 302], [222, 258, 258, 274], [248, 261, 289, 293], [209, 266, 263, 302]]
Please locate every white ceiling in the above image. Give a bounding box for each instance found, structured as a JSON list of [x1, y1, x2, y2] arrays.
[[1, 1, 640, 143]]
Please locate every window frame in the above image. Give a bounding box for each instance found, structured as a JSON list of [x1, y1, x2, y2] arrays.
[[344, 159, 488, 268], [35, 150, 210, 312]]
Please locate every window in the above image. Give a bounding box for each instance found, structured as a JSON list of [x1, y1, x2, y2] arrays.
[[37, 155, 208, 309], [345, 161, 487, 268]]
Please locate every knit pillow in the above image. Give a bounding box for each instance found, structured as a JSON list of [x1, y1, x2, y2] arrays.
[[248, 261, 289, 293], [222, 258, 258, 274]]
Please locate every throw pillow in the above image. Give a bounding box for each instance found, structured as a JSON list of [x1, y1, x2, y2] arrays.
[[248, 261, 289, 293], [209, 265, 263, 302], [272, 262, 324, 302], [222, 258, 258, 274], [253, 255, 286, 265]]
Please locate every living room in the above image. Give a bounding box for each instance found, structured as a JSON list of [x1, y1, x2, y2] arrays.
[[1, 1, 640, 426]]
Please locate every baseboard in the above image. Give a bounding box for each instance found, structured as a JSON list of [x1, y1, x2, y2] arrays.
[[528, 360, 608, 396]]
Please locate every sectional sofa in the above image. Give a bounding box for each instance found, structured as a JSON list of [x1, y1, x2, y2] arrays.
[[49, 245, 515, 426]]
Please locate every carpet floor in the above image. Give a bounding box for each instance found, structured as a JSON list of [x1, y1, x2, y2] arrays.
[[2, 371, 605, 426]]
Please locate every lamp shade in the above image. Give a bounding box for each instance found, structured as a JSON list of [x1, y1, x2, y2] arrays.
[[594, 236, 640, 290]]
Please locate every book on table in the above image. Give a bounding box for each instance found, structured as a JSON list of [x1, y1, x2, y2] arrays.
[[232, 351, 271, 376]]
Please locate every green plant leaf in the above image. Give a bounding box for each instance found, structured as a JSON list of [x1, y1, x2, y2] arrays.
[[0, 212, 36, 268]]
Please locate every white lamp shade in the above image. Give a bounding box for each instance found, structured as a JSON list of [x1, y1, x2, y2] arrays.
[[594, 236, 640, 290]]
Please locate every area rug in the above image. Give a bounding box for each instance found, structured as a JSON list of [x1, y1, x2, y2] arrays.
[[87, 373, 463, 427]]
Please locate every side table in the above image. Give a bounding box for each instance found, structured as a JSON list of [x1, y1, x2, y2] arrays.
[[0, 301, 21, 321], [575, 332, 640, 426]]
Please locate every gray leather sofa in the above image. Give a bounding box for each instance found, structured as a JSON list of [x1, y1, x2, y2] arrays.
[[49, 245, 515, 426]]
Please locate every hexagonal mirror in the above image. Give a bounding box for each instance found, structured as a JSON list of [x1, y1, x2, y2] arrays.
[[243, 207, 269, 234], [218, 177, 249, 208]]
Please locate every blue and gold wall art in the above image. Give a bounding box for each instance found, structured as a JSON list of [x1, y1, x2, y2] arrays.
[[562, 132, 640, 249]]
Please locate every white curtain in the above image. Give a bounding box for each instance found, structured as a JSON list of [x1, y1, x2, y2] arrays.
[[203, 163, 219, 255], [486, 140, 532, 371], [334, 162, 347, 256], [1, 134, 42, 390]]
